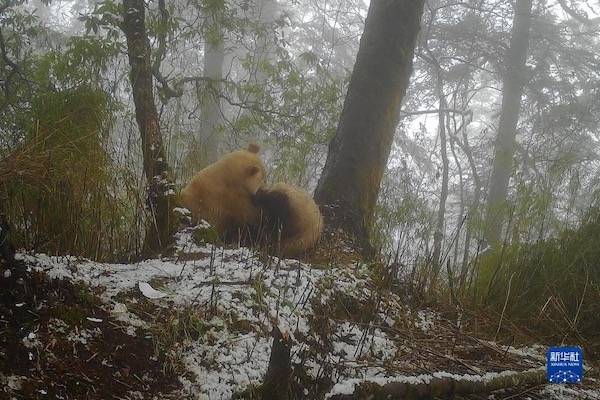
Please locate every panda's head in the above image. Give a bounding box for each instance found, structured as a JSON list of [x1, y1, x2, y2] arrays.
[[223, 143, 267, 195]]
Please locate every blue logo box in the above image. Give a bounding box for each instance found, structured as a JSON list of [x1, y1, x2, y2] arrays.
[[547, 347, 583, 383]]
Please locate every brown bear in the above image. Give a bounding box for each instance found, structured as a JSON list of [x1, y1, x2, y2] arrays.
[[181, 143, 267, 241], [253, 182, 323, 257]]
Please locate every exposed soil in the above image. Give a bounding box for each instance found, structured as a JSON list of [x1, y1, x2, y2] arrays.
[[0, 260, 184, 400]]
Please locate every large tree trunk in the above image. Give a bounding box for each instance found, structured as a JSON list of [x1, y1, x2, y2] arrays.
[[122, 0, 177, 257], [314, 0, 426, 257], [484, 0, 532, 246]]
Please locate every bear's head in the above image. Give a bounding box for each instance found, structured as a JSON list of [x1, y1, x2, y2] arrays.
[[222, 142, 267, 195]]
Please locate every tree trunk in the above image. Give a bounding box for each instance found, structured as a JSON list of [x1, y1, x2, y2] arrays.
[[431, 66, 449, 281], [484, 0, 532, 246], [242, 0, 278, 121], [454, 127, 482, 289], [197, 6, 225, 165], [122, 0, 177, 257], [314, 0, 426, 257]]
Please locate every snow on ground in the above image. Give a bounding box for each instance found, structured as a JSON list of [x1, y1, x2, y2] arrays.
[[20, 230, 364, 398], [17, 229, 600, 399]]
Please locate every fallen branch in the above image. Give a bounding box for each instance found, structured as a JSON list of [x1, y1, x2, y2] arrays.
[[327, 367, 546, 400]]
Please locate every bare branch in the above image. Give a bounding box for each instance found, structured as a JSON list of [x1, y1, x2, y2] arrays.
[[556, 0, 590, 23], [178, 76, 307, 119], [0, 5, 9, 15], [401, 108, 472, 118], [152, 0, 183, 99]]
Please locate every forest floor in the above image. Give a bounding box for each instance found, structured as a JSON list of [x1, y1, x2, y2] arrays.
[[0, 264, 185, 399], [0, 230, 599, 400]]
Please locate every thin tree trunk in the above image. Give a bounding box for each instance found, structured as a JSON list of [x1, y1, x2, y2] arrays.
[[484, 0, 532, 245], [245, 0, 278, 108], [122, 0, 177, 257], [431, 68, 449, 281], [198, 7, 225, 165], [454, 127, 482, 289], [314, 0, 426, 257]]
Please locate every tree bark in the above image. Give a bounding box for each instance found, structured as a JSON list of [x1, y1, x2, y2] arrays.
[[122, 0, 177, 256], [314, 0, 426, 257], [484, 0, 532, 246]]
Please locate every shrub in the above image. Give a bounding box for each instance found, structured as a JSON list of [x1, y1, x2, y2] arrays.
[[0, 87, 141, 261], [475, 212, 600, 345]]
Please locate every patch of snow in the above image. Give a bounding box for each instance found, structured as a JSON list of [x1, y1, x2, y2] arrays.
[[542, 383, 600, 399], [138, 281, 168, 299], [111, 302, 128, 316], [4, 375, 25, 390], [22, 332, 40, 349], [415, 308, 438, 332]]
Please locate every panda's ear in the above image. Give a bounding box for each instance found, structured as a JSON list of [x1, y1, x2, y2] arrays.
[[247, 143, 260, 153]]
